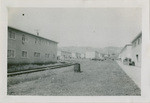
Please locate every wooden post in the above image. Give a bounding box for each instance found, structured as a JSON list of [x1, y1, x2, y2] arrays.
[[74, 63, 81, 72]]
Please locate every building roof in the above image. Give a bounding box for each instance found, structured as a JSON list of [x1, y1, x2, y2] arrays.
[[120, 44, 132, 54], [8, 26, 58, 43], [59, 50, 72, 54], [131, 32, 142, 43]]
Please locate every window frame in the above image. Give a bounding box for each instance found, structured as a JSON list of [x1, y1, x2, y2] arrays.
[[22, 51, 28, 58], [9, 31, 16, 40], [45, 53, 50, 58], [34, 52, 40, 58], [22, 34, 28, 44], [7, 49, 15, 58]]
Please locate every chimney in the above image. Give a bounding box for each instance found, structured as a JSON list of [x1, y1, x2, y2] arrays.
[[35, 29, 39, 36], [37, 32, 39, 36]]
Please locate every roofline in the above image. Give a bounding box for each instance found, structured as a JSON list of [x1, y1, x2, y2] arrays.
[[58, 50, 72, 53], [120, 44, 132, 54], [8, 26, 58, 44], [131, 32, 142, 43]]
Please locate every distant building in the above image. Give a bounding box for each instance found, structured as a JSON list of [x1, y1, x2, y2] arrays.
[[57, 51, 61, 60], [71, 52, 76, 59], [95, 51, 100, 59], [85, 51, 95, 59], [57, 50, 72, 60], [8, 27, 58, 64], [85, 51, 100, 59], [131, 32, 142, 67], [98, 53, 103, 59], [119, 32, 142, 67], [119, 44, 132, 62], [109, 53, 119, 60], [76, 52, 81, 59], [81, 53, 86, 59]]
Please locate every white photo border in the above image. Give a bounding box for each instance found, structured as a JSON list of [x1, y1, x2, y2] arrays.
[[0, 0, 150, 103]]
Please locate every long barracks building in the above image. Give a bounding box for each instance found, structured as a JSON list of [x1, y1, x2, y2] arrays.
[[119, 32, 142, 67], [7, 27, 58, 64], [131, 32, 142, 67]]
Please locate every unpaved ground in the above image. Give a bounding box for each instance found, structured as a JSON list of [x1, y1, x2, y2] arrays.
[[8, 59, 141, 96]]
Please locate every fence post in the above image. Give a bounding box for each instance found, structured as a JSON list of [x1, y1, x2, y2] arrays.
[[74, 63, 81, 72]]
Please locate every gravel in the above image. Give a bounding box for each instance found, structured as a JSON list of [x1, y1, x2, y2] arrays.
[[7, 59, 141, 96]]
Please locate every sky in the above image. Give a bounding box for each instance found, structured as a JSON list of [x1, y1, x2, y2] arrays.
[[8, 8, 141, 48]]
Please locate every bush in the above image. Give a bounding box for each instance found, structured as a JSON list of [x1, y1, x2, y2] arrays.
[[7, 62, 57, 73]]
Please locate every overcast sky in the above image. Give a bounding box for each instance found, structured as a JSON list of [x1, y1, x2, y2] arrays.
[[8, 8, 141, 48]]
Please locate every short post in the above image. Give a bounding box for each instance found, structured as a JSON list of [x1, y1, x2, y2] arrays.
[[74, 63, 81, 72]]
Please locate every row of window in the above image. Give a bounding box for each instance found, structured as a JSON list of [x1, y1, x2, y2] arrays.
[[7, 50, 55, 58], [8, 31, 53, 45]]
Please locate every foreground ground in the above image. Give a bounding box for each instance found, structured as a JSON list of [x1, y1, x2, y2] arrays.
[[8, 59, 141, 96]]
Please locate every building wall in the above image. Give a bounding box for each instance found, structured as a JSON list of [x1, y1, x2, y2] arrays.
[[119, 46, 132, 62], [85, 52, 95, 59], [8, 27, 58, 64], [99, 53, 103, 59], [57, 51, 72, 60], [57, 51, 61, 60], [95, 51, 100, 59], [71, 52, 76, 58], [131, 35, 142, 67], [76, 52, 81, 59], [62, 51, 72, 60], [85, 51, 100, 59], [81, 53, 85, 59]]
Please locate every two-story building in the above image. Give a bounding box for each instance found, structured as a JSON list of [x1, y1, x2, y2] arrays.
[[81, 53, 86, 59], [131, 32, 142, 67], [119, 32, 142, 67], [76, 52, 81, 59], [8, 27, 58, 64], [85, 51, 100, 59]]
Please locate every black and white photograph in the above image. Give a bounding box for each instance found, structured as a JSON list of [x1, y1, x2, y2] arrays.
[[7, 8, 141, 96], [0, 0, 150, 103]]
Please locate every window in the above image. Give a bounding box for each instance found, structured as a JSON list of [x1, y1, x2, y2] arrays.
[[34, 52, 40, 57], [9, 31, 15, 39], [8, 50, 15, 58], [53, 54, 55, 58], [38, 39, 41, 44], [45, 53, 50, 58], [22, 35, 25, 44], [22, 51, 27, 58], [22, 35, 28, 44], [35, 38, 37, 44], [35, 38, 41, 44]]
